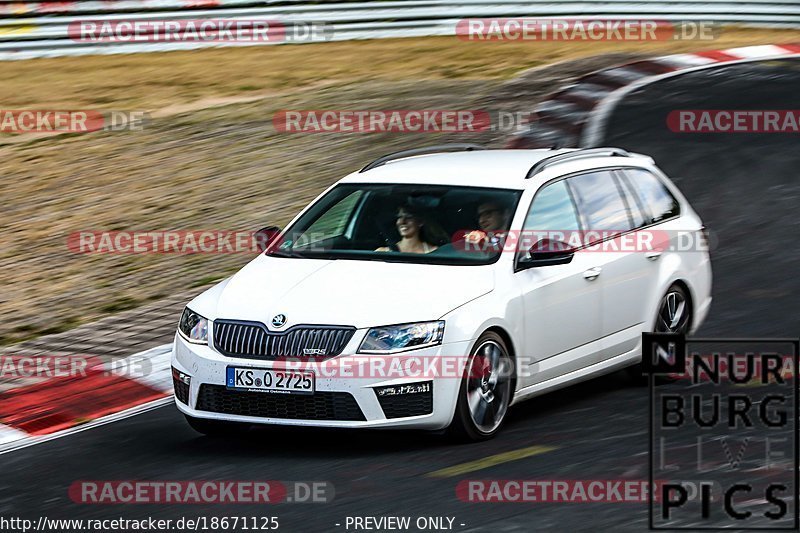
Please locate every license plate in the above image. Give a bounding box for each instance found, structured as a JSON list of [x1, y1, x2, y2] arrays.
[[226, 367, 315, 395]]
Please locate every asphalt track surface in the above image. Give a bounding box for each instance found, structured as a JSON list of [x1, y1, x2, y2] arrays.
[[1, 58, 798, 532]]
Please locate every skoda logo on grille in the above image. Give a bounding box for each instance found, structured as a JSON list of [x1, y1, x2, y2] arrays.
[[271, 314, 287, 328]]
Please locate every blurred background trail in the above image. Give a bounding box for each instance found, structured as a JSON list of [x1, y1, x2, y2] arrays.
[[0, 29, 797, 344]]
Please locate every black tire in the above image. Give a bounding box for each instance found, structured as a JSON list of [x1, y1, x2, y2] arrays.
[[184, 414, 250, 436], [626, 283, 692, 381], [447, 331, 514, 442]]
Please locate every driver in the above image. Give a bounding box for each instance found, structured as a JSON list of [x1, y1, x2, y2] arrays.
[[464, 201, 512, 251], [477, 201, 512, 233]]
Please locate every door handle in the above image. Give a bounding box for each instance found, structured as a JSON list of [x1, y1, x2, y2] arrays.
[[583, 267, 602, 281], [645, 251, 662, 261]]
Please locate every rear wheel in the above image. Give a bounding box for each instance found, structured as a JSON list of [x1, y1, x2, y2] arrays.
[[627, 284, 692, 380], [654, 285, 691, 334], [447, 332, 513, 442]]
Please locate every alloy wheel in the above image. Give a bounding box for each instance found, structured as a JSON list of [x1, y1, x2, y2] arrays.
[[655, 289, 690, 333], [464, 340, 512, 434]]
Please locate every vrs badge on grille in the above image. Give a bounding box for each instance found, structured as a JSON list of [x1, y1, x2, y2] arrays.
[[271, 314, 287, 327], [303, 348, 327, 355]]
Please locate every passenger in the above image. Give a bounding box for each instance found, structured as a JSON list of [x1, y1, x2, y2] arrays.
[[376, 204, 442, 253]]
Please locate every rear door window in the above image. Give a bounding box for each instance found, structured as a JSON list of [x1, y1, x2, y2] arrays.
[[622, 168, 680, 224], [614, 170, 649, 228], [566, 170, 633, 241]]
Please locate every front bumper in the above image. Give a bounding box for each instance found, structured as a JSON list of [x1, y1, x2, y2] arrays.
[[171, 332, 473, 430]]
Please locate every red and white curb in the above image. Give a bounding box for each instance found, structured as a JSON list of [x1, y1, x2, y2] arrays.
[[507, 43, 800, 149], [0, 344, 173, 455], [0, 424, 28, 446]]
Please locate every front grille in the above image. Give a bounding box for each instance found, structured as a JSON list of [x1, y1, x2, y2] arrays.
[[213, 321, 355, 360], [196, 385, 366, 421], [173, 377, 190, 405], [375, 382, 434, 419]]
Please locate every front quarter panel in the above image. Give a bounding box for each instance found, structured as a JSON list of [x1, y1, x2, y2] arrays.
[[439, 268, 524, 387]]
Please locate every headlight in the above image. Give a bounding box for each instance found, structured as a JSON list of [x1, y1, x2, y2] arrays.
[[178, 307, 208, 344], [358, 321, 445, 354]]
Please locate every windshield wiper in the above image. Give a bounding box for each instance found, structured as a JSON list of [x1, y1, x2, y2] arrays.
[[268, 249, 345, 260], [266, 249, 305, 259]]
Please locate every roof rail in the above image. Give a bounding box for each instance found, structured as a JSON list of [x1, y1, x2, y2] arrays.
[[359, 144, 487, 173], [525, 147, 631, 179]]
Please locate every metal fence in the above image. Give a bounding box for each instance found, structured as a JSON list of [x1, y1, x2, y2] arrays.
[[0, 0, 798, 60]]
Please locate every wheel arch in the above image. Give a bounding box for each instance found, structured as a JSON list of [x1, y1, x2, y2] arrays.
[[482, 325, 518, 401]]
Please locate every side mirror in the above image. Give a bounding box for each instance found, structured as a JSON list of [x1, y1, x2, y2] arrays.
[[254, 226, 282, 252], [516, 238, 575, 270]]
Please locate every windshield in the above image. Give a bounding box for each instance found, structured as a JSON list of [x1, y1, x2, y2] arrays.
[[267, 183, 522, 265]]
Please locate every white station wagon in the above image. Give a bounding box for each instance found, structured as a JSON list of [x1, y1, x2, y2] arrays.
[[171, 146, 712, 440]]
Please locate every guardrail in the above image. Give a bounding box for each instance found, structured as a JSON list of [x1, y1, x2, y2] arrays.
[[0, 0, 798, 60]]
